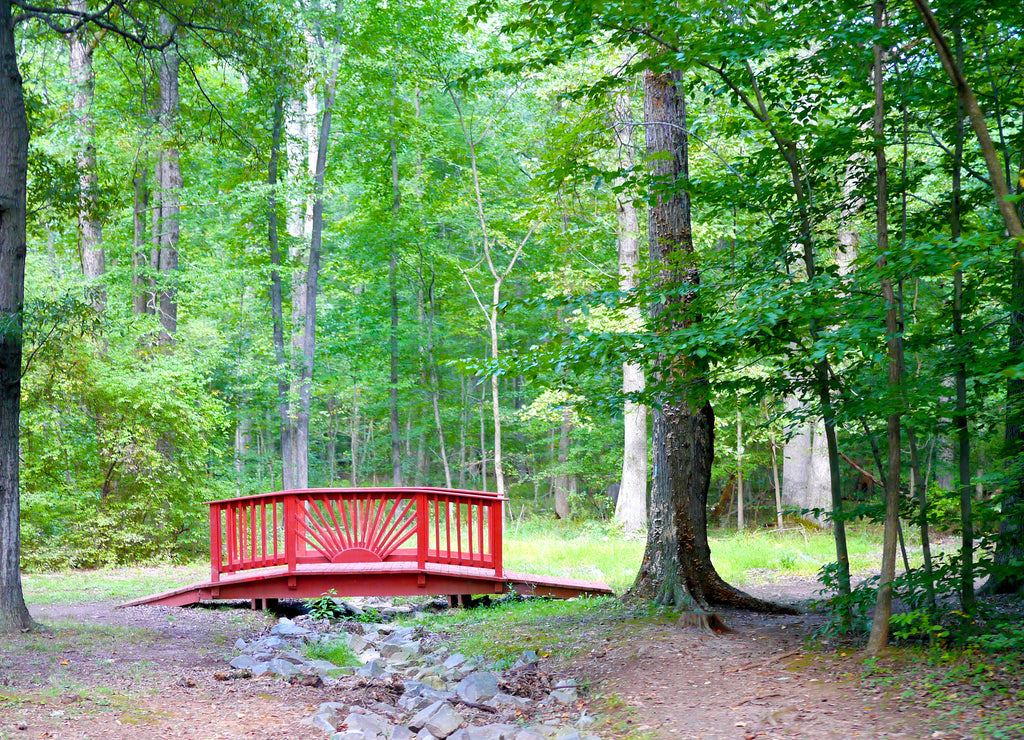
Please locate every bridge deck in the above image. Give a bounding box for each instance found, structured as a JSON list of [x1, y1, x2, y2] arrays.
[[122, 561, 613, 608], [123, 487, 613, 608]]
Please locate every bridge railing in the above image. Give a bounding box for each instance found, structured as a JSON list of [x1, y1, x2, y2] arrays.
[[209, 487, 505, 584]]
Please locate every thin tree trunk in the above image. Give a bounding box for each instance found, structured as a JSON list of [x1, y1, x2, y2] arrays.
[[0, 0, 34, 632], [296, 42, 341, 490], [267, 95, 293, 490], [132, 165, 150, 315], [350, 384, 360, 486], [70, 1, 105, 313], [389, 73, 402, 487], [154, 13, 179, 343], [554, 407, 573, 519], [737, 406, 744, 530], [612, 86, 648, 534], [868, 1, 905, 654]]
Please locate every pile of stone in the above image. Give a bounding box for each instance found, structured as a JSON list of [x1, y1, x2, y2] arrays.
[[223, 611, 602, 740]]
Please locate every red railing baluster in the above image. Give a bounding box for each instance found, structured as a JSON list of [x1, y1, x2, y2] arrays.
[[491, 498, 503, 577], [209, 504, 221, 582], [284, 493, 297, 573], [416, 490, 428, 569]]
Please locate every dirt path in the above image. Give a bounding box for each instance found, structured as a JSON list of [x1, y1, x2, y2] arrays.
[[0, 581, 1016, 739]]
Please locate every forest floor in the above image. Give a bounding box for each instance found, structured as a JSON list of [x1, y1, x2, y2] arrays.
[[1, 574, 1022, 740]]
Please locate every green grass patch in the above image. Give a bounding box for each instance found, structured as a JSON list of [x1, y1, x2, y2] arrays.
[[304, 639, 359, 667], [502, 519, 886, 593], [21, 564, 208, 605]]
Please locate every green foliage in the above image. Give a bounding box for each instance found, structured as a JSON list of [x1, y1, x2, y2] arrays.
[[304, 638, 359, 667], [305, 590, 344, 621]]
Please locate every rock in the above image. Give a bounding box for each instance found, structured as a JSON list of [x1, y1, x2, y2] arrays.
[[455, 672, 500, 704], [548, 689, 577, 705], [343, 710, 392, 738], [513, 651, 538, 668], [391, 728, 416, 740], [250, 661, 271, 676], [409, 701, 465, 737], [360, 649, 383, 663], [513, 732, 545, 740], [485, 693, 532, 711], [575, 713, 594, 729], [228, 655, 259, 671], [524, 726, 560, 739], [448, 724, 519, 740], [266, 658, 300, 678], [272, 618, 313, 639], [553, 731, 582, 740], [553, 679, 577, 689], [256, 636, 290, 651], [300, 712, 338, 733], [314, 702, 349, 726], [308, 659, 342, 674], [234, 638, 247, 650], [415, 731, 438, 740], [443, 653, 468, 669], [347, 633, 370, 654], [357, 659, 388, 678], [423, 703, 464, 739]]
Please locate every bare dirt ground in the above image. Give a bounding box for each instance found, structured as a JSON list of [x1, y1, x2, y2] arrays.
[[1, 577, 1021, 740]]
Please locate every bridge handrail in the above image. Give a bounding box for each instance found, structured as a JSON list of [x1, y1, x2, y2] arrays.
[[209, 487, 505, 586]]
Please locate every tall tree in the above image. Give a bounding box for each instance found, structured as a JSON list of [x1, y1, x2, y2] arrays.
[[0, 0, 33, 633], [627, 64, 784, 616]]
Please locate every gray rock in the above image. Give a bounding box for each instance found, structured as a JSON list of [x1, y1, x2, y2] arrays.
[[308, 658, 342, 673], [415, 731, 438, 740], [347, 633, 370, 654], [391, 728, 416, 740], [301, 712, 339, 733], [409, 701, 445, 731], [344, 710, 392, 737], [357, 659, 388, 678], [402, 680, 430, 697], [279, 650, 309, 665], [250, 661, 271, 676], [423, 703, 464, 739], [266, 658, 300, 678], [485, 693, 532, 711], [548, 689, 577, 705], [228, 655, 258, 671], [330, 732, 365, 740], [256, 635, 290, 651], [575, 713, 594, 729], [513, 650, 538, 667], [553, 679, 577, 689], [513, 732, 545, 740], [455, 672, 500, 704], [315, 702, 349, 725], [360, 649, 383, 663], [525, 727, 560, 739], [271, 618, 313, 638], [448, 724, 519, 740], [553, 731, 583, 740], [234, 638, 247, 650], [442, 653, 468, 669]]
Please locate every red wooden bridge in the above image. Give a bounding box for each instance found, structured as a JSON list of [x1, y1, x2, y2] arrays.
[[124, 487, 613, 608]]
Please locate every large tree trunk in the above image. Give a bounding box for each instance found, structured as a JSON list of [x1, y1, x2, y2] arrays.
[[69, 0, 105, 313], [611, 87, 648, 535], [627, 67, 788, 616], [0, 0, 34, 632]]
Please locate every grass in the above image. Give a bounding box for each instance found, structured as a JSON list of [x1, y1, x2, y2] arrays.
[[502, 519, 888, 593], [21, 563, 208, 605], [304, 639, 359, 667]]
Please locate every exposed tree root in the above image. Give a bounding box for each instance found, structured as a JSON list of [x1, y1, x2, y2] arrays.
[[676, 611, 734, 634]]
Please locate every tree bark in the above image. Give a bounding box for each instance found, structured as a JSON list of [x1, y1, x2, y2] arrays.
[[553, 407, 573, 519], [267, 94, 293, 490], [69, 0, 105, 313], [0, 0, 34, 632], [867, 1, 904, 654], [627, 66, 789, 615], [611, 87, 648, 535], [154, 13, 179, 343], [132, 164, 151, 315], [389, 74, 402, 487]]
